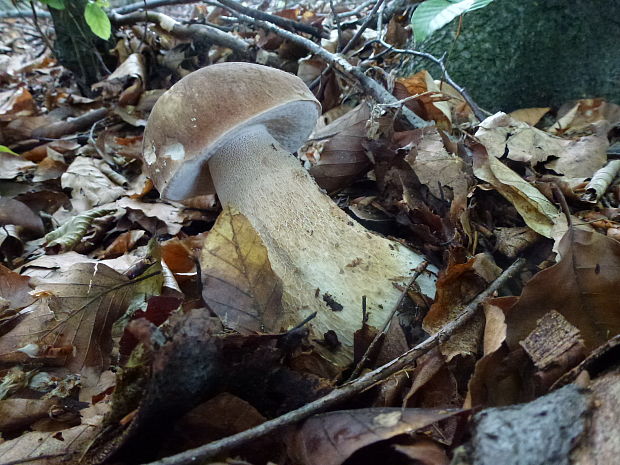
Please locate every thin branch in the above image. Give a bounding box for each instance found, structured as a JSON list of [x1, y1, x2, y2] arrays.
[[335, 0, 376, 20], [374, 39, 488, 121], [347, 261, 430, 382], [220, 4, 429, 129], [114, 0, 201, 15], [340, 0, 385, 54], [142, 257, 526, 465], [28, 1, 54, 52], [109, 10, 250, 56], [217, 0, 327, 39]]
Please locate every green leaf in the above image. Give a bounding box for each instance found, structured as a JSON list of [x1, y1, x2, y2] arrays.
[[411, 0, 495, 43], [39, 0, 65, 10], [0, 145, 19, 156], [84, 1, 111, 40]]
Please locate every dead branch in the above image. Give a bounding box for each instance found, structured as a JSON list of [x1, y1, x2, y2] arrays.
[[113, 0, 201, 15], [373, 40, 487, 121], [109, 10, 250, 56], [217, 0, 327, 39], [220, 3, 430, 129], [143, 257, 526, 465]]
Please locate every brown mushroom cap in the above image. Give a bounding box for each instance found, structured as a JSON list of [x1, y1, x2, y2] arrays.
[[142, 62, 321, 200]]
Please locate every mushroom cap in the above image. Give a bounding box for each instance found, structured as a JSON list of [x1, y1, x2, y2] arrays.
[[142, 62, 321, 200]]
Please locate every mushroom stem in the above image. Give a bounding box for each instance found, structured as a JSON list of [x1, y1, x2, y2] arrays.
[[208, 124, 435, 363]]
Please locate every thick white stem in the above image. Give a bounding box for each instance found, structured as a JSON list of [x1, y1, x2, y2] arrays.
[[208, 124, 435, 364]]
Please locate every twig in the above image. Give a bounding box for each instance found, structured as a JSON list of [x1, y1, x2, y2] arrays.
[[217, 0, 327, 38], [340, 0, 385, 54], [335, 0, 376, 20], [311, 0, 384, 92], [374, 39, 487, 121], [221, 6, 429, 129], [114, 0, 200, 15], [142, 257, 526, 465], [109, 10, 250, 56], [28, 1, 54, 52], [347, 261, 430, 382]]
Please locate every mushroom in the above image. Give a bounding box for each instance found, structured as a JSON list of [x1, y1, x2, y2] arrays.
[[142, 62, 436, 364]]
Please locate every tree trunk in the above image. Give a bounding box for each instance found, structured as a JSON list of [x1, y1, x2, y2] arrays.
[[401, 0, 620, 112], [48, 0, 113, 94]]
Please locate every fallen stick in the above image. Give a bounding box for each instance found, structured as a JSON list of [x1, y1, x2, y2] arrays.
[[220, 3, 430, 129], [143, 257, 526, 465], [110, 10, 250, 56]]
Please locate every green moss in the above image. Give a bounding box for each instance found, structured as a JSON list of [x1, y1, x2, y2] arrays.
[[403, 0, 620, 112]]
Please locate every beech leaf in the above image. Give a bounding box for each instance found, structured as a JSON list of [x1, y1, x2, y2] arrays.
[[201, 206, 285, 334], [506, 227, 620, 351], [289, 408, 463, 465]]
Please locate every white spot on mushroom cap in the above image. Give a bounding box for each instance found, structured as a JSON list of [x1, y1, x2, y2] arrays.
[[143, 142, 157, 165], [165, 142, 186, 161]]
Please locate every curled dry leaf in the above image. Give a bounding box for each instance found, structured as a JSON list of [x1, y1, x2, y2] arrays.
[[288, 407, 463, 465], [506, 227, 620, 352], [423, 254, 500, 361], [472, 142, 567, 241], [395, 70, 452, 129], [476, 112, 608, 182], [61, 157, 126, 211], [201, 206, 285, 334], [303, 102, 372, 193]]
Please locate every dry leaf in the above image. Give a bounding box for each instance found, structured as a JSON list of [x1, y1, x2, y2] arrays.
[[403, 126, 471, 201], [304, 103, 372, 193], [61, 157, 126, 211], [472, 143, 567, 240], [0, 411, 103, 464], [0, 197, 44, 237], [201, 206, 285, 334], [0, 152, 36, 179], [288, 408, 462, 465], [506, 227, 620, 352], [0, 263, 161, 386], [508, 107, 550, 126], [0, 263, 34, 312]]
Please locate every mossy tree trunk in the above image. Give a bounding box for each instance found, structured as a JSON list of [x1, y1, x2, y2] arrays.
[[402, 0, 620, 112], [48, 0, 113, 94]]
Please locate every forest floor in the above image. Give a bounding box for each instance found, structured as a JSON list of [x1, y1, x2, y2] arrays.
[[0, 2, 619, 465]]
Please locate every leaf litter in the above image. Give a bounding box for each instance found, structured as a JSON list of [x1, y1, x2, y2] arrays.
[[0, 3, 619, 465]]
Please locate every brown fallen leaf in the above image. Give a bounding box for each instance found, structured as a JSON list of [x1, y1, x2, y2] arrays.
[[201, 205, 286, 334], [393, 439, 450, 465], [0, 197, 45, 237], [423, 253, 501, 361], [506, 227, 620, 352], [288, 407, 463, 465], [0, 151, 36, 179], [403, 126, 471, 201], [0, 407, 104, 465], [0, 263, 34, 312], [0, 262, 161, 386], [0, 398, 61, 433], [508, 107, 550, 126], [303, 102, 372, 193]]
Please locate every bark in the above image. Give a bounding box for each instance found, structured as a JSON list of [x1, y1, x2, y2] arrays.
[[48, 0, 113, 93], [402, 0, 620, 112]]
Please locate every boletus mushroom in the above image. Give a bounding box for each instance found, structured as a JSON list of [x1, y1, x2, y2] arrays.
[[142, 62, 436, 364]]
